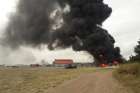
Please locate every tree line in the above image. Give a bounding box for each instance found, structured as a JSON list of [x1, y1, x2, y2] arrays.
[[129, 39, 140, 62]]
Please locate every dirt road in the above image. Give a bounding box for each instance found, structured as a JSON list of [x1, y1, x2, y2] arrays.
[[47, 70, 132, 93]]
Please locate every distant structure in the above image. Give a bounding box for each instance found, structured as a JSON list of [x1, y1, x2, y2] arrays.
[[75, 63, 94, 67], [54, 59, 73, 64], [30, 64, 41, 67], [0, 65, 5, 68], [53, 59, 77, 69]]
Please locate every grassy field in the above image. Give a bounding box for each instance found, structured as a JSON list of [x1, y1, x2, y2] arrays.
[[0, 67, 98, 93], [114, 62, 140, 93]]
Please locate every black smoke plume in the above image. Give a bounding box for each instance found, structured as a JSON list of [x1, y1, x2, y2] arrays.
[[4, 0, 122, 64]]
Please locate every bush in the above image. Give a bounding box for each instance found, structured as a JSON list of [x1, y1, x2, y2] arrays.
[[114, 62, 140, 93], [116, 63, 140, 76]]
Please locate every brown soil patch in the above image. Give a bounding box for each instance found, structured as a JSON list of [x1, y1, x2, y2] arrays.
[[47, 70, 133, 93]]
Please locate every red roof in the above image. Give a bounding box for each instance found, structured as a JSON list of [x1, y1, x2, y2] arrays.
[[54, 59, 73, 64]]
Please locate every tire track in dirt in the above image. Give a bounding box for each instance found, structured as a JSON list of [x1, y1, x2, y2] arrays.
[[47, 70, 133, 93]]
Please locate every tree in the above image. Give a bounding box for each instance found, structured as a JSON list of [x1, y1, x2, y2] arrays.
[[135, 40, 140, 56], [130, 39, 140, 61]]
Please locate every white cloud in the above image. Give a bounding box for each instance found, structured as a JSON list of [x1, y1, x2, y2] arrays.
[[0, 46, 36, 65], [0, 0, 17, 35], [104, 0, 140, 59], [29, 47, 93, 63], [0, 0, 17, 22]]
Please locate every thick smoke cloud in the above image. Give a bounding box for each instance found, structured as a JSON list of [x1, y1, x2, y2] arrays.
[[4, 0, 122, 64], [4, 0, 58, 48]]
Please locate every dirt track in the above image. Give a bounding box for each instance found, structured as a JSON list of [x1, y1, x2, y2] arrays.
[[47, 70, 133, 93]]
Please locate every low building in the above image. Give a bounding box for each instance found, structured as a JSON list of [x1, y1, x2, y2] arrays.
[[75, 63, 95, 67], [53, 59, 77, 68], [30, 64, 41, 67]]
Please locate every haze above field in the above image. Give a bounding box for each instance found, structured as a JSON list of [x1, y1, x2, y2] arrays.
[[0, 0, 140, 65]]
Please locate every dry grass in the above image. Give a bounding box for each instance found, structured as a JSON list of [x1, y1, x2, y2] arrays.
[[0, 67, 97, 93], [114, 62, 140, 93]]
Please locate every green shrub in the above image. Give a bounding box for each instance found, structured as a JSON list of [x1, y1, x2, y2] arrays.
[[114, 62, 140, 93], [116, 63, 140, 76]]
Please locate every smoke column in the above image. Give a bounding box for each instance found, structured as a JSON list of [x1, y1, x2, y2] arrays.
[[3, 0, 122, 64]]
